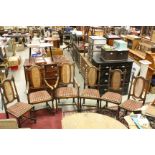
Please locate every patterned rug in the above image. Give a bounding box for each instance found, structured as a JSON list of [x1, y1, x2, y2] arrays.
[[0, 109, 62, 129], [0, 108, 129, 129]]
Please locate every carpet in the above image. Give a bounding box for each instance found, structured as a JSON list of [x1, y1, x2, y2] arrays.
[[0, 109, 62, 129]]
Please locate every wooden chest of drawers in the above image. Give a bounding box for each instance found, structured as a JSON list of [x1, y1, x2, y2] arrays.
[[92, 52, 133, 95]]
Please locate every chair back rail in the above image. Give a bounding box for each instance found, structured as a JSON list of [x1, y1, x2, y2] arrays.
[[128, 76, 150, 105], [1, 76, 19, 104], [84, 66, 100, 89], [108, 69, 126, 94], [59, 63, 75, 85]]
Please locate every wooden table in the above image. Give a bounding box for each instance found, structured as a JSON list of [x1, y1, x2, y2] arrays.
[[2, 33, 29, 38], [44, 37, 60, 41], [62, 113, 127, 129]]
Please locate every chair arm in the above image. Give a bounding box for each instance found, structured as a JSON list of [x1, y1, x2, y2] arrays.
[[44, 79, 54, 90], [25, 82, 29, 95], [44, 76, 60, 90], [54, 76, 59, 89]]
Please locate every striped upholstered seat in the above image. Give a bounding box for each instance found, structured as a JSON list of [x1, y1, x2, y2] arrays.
[[29, 90, 52, 104], [7, 102, 33, 118], [80, 89, 100, 99], [101, 92, 122, 104], [118, 76, 150, 118], [120, 99, 143, 112], [56, 87, 78, 98]]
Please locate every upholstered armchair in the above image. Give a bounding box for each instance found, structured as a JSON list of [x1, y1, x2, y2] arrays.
[[26, 65, 55, 114]]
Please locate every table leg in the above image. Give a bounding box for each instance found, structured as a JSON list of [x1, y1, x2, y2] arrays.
[[24, 66, 27, 86], [50, 47, 53, 61], [29, 48, 31, 60]]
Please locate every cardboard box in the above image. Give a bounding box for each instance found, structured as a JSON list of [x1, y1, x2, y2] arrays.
[[89, 36, 106, 45], [16, 44, 25, 52], [8, 56, 21, 67], [150, 86, 155, 94], [113, 40, 128, 51]]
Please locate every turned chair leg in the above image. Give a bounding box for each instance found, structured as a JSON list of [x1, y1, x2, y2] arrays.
[[77, 98, 81, 112], [51, 100, 55, 113], [117, 107, 120, 120], [30, 108, 36, 123], [100, 100, 102, 110], [6, 112, 9, 119], [96, 100, 100, 113], [73, 98, 75, 103], [51, 100, 54, 109], [83, 98, 85, 105], [17, 117, 21, 128], [105, 101, 108, 107], [56, 99, 58, 112]]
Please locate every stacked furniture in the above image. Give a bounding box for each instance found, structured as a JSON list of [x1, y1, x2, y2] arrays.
[[88, 36, 106, 61], [105, 34, 121, 46]]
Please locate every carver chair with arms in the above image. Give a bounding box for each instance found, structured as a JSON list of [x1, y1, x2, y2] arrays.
[[26, 65, 56, 114]]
